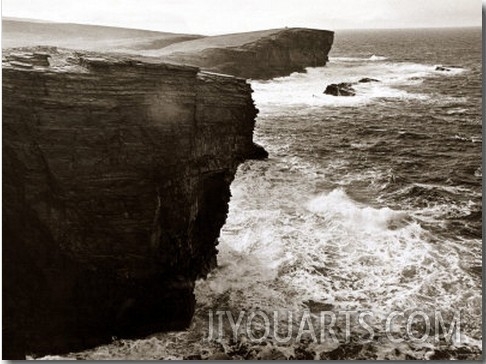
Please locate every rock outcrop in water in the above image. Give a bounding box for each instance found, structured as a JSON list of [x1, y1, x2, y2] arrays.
[[435, 66, 451, 72], [324, 78, 380, 96], [358, 77, 380, 83], [154, 28, 335, 79], [2, 48, 262, 358], [324, 82, 356, 96]]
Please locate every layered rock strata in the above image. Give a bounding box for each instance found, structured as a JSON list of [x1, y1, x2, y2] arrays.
[[3, 48, 260, 358], [4, 21, 335, 80]]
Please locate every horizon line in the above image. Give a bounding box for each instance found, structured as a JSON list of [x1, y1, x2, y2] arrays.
[[2, 16, 481, 36]]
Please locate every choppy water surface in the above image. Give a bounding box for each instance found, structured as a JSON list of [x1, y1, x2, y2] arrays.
[[59, 28, 481, 360]]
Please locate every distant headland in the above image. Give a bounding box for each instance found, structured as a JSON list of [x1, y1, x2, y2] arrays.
[[3, 18, 334, 79]]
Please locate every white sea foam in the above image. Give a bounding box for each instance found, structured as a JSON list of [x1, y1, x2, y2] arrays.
[[447, 108, 468, 115], [251, 59, 451, 109], [329, 56, 370, 62], [369, 54, 388, 61], [306, 188, 407, 232], [412, 182, 477, 195], [207, 177, 480, 323], [329, 54, 388, 62]]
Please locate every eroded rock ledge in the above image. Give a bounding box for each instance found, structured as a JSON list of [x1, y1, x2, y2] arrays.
[[3, 48, 261, 358]]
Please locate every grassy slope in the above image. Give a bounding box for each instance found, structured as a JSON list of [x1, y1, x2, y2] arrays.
[[152, 28, 286, 54], [138, 27, 329, 57], [2, 18, 204, 51], [3, 19, 324, 58]]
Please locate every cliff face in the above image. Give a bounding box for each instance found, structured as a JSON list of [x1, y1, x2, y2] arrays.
[[2, 48, 259, 358], [147, 28, 335, 79]]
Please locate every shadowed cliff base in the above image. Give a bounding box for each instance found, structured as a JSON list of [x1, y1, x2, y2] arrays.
[[2, 47, 264, 358]]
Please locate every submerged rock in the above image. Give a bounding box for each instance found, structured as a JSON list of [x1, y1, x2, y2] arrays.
[[358, 77, 380, 83], [435, 66, 450, 72], [323, 82, 356, 96]]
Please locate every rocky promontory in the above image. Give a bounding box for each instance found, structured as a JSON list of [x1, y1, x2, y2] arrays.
[[4, 20, 334, 80], [151, 28, 335, 79], [2, 48, 261, 358]]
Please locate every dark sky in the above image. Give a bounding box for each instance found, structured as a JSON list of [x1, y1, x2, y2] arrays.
[[2, 0, 482, 35]]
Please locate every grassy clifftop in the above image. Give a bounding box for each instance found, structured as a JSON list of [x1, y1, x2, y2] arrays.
[[2, 18, 203, 51], [3, 18, 334, 79]]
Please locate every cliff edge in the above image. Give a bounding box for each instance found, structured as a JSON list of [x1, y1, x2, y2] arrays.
[[2, 48, 260, 358], [148, 27, 335, 79]]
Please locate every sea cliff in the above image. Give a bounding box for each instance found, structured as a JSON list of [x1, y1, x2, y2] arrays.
[[2, 48, 259, 358], [153, 28, 335, 79], [2, 26, 334, 359]]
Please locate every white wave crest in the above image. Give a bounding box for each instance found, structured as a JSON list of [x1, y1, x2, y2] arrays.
[[369, 54, 388, 61], [329, 55, 388, 62], [306, 188, 407, 232]]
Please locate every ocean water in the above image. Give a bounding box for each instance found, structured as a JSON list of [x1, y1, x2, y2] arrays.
[[56, 28, 482, 360]]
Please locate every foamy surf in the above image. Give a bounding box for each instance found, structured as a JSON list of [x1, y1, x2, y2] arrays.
[[329, 54, 388, 62], [369, 54, 388, 61], [251, 58, 466, 109], [307, 188, 408, 232]]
